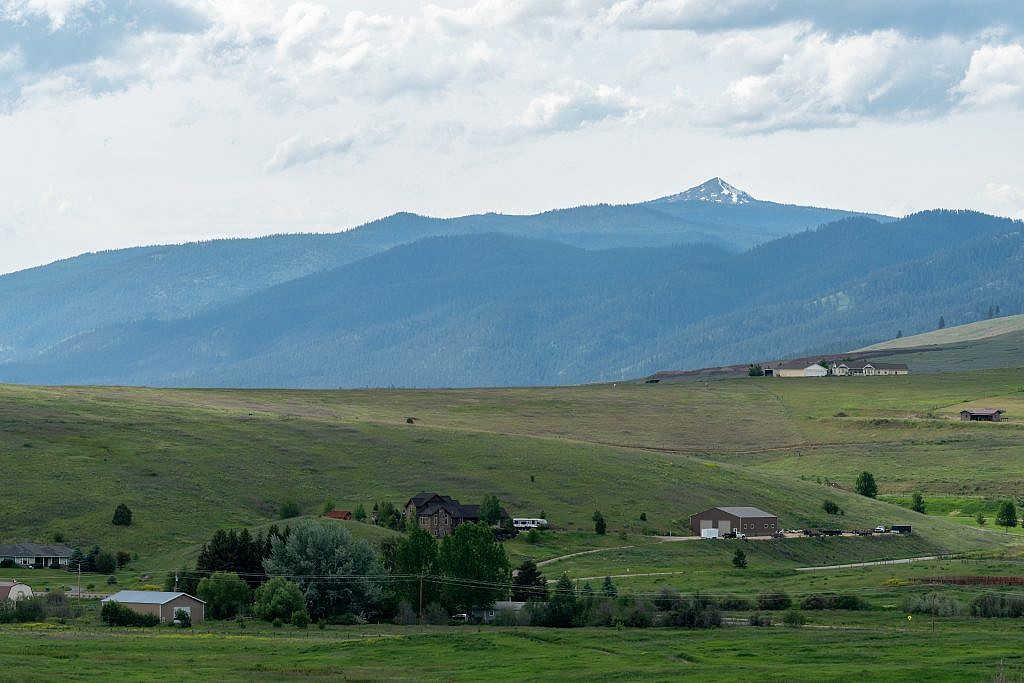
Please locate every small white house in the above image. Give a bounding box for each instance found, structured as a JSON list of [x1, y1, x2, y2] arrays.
[[0, 581, 33, 602]]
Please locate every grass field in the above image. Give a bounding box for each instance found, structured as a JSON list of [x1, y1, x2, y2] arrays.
[[1, 619, 1023, 682], [3, 365, 1024, 680], [857, 314, 1024, 351], [3, 369, 1023, 571]]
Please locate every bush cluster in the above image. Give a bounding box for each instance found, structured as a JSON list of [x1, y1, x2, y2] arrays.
[[0, 598, 45, 623], [100, 601, 160, 627], [799, 593, 867, 611], [971, 594, 1024, 618], [902, 593, 964, 617]]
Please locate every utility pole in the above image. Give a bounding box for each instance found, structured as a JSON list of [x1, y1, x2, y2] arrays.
[[175, 572, 179, 592], [931, 591, 936, 636], [77, 562, 81, 602], [418, 575, 424, 625]]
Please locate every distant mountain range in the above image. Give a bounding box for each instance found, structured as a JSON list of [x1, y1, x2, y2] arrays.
[[0, 180, 1020, 388]]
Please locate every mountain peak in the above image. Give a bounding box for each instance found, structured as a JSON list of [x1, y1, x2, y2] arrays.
[[658, 178, 755, 205]]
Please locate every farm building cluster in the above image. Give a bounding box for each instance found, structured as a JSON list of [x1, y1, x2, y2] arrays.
[[763, 359, 908, 378]]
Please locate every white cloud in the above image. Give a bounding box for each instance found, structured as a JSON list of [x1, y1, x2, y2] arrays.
[[266, 123, 400, 172], [1, 0, 94, 29], [698, 30, 971, 133], [266, 132, 356, 172], [956, 43, 1024, 107], [516, 81, 644, 134]]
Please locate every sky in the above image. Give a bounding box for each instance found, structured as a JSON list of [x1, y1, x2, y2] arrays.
[[1, 0, 1024, 274]]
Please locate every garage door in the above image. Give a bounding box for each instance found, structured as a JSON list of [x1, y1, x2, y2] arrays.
[[718, 520, 731, 534], [700, 520, 712, 530]]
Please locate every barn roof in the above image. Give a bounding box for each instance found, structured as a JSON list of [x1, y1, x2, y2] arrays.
[[961, 408, 1004, 415], [714, 506, 776, 518], [102, 591, 205, 605]]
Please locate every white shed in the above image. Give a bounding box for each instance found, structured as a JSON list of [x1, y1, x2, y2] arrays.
[[804, 364, 828, 377], [0, 581, 33, 601]]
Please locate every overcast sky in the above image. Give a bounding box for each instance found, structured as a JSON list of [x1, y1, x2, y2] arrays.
[[2, 0, 1023, 274]]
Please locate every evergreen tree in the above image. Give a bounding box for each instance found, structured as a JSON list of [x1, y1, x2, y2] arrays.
[[592, 511, 606, 535], [910, 492, 926, 514], [733, 548, 748, 569], [512, 559, 546, 601], [353, 504, 367, 521], [855, 471, 878, 498], [541, 574, 579, 627], [996, 500, 1018, 530], [112, 503, 132, 526], [480, 495, 502, 525], [601, 575, 617, 598]]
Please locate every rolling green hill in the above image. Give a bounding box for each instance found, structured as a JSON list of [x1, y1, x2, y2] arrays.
[[858, 314, 1024, 351], [3, 366, 1022, 571]]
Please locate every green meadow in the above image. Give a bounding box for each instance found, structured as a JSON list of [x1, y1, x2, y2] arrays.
[[2, 365, 1024, 680]]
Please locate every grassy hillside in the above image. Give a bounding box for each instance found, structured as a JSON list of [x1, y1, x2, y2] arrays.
[[3, 368, 1022, 571], [858, 314, 1024, 351]]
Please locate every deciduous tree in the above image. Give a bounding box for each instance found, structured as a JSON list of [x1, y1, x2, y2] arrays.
[[263, 519, 383, 620], [436, 522, 510, 612]]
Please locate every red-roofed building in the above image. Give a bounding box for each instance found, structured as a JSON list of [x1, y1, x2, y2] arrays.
[[325, 510, 353, 520]]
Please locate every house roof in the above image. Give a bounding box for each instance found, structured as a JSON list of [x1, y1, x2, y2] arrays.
[[713, 506, 776, 518], [102, 591, 205, 605], [0, 542, 74, 558], [325, 510, 352, 519], [961, 408, 1004, 415], [835, 360, 908, 370]]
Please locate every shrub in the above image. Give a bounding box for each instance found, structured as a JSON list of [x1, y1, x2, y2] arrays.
[[0, 559, 15, 569], [903, 593, 963, 617], [783, 610, 806, 627], [822, 499, 841, 515], [116, 551, 132, 568], [732, 549, 747, 569], [654, 587, 682, 612], [100, 601, 159, 627], [198, 572, 252, 620], [748, 613, 773, 627], [94, 552, 117, 575], [524, 529, 541, 544], [174, 608, 191, 628], [718, 596, 753, 611], [106, 576, 117, 585], [292, 609, 310, 628], [799, 593, 866, 611], [0, 598, 46, 623], [662, 595, 721, 628], [272, 617, 283, 628], [253, 577, 305, 623], [43, 590, 74, 619], [279, 500, 301, 519], [971, 593, 1024, 618], [757, 592, 792, 611]]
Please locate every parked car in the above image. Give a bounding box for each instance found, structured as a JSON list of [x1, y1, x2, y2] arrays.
[[874, 525, 887, 533], [735, 532, 746, 539]]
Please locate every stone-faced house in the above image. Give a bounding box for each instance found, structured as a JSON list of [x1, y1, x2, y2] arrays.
[[404, 493, 481, 538]]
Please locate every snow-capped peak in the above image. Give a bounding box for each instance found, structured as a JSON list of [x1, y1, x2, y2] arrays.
[[659, 178, 755, 205]]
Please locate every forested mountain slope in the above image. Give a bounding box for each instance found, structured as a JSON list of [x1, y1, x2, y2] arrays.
[[0, 179, 880, 367], [1, 210, 1019, 388]]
